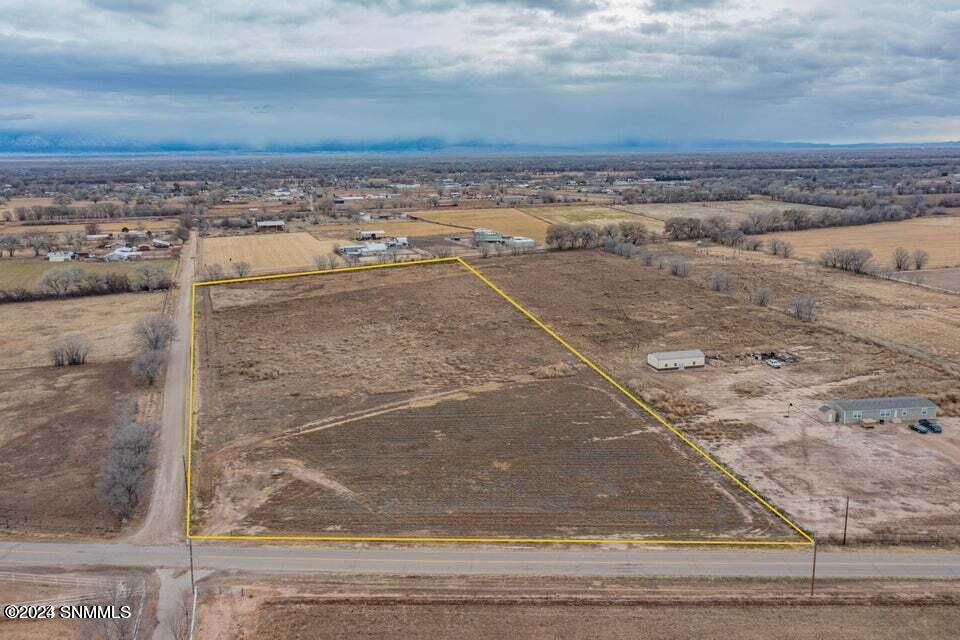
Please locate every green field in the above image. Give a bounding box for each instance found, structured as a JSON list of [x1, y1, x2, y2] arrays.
[[0, 258, 176, 291]]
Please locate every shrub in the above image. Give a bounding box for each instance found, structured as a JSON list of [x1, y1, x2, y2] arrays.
[[708, 271, 735, 292], [131, 349, 164, 386], [133, 315, 177, 351], [751, 287, 773, 306], [50, 335, 91, 366], [790, 295, 817, 322], [670, 260, 690, 277]]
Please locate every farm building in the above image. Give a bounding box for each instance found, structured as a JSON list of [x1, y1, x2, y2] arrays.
[[505, 236, 536, 249], [337, 242, 388, 257], [647, 349, 706, 371], [47, 250, 75, 262], [356, 229, 385, 241], [473, 228, 503, 244], [103, 247, 142, 262], [819, 396, 937, 425], [255, 220, 286, 232]]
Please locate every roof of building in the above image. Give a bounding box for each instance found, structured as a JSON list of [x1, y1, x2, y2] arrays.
[[827, 396, 937, 412], [649, 349, 705, 360], [256, 220, 286, 227]]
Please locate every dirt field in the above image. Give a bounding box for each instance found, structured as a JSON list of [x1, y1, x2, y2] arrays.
[[621, 197, 835, 224], [191, 262, 794, 540], [200, 232, 338, 275], [0, 258, 176, 291], [413, 208, 550, 242], [758, 216, 960, 268], [891, 267, 960, 293], [0, 292, 165, 535], [195, 575, 960, 640], [479, 251, 960, 541]]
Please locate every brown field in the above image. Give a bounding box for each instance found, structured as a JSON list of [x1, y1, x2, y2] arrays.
[[480, 250, 960, 541], [0, 258, 176, 291], [191, 262, 794, 540], [0, 292, 165, 536], [622, 197, 834, 224], [891, 267, 960, 293], [196, 575, 960, 640], [413, 208, 550, 242], [758, 216, 960, 268], [200, 232, 338, 275]]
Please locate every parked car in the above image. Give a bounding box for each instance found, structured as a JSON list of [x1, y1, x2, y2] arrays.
[[920, 420, 942, 434], [765, 358, 782, 369], [918, 418, 940, 428], [909, 423, 928, 434]]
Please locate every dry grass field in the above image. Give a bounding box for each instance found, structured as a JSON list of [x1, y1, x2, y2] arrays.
[[190, 262, 794, 540], [201, 232, 338, 275], [891, 267, 960, 293], [413, 208, 550, 242], [0, 258, 176, 291], [757, 216, 960, 268], [0, 291, 166, 535], [622, 197, 834, 224], [195, 575, 960, 640], [481, 251, 960, 541]]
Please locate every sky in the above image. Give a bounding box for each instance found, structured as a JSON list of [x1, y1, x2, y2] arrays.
[[0, 0, 958, 149]]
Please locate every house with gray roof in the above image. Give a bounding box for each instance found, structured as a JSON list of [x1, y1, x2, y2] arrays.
[[819, 396, 937, 425]]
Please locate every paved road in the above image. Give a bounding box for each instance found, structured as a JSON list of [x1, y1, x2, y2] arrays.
[[1, 541, 959, 579], [128, 231, 197, 545]]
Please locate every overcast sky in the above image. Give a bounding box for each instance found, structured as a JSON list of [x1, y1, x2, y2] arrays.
[[0, 0, 958, 148]]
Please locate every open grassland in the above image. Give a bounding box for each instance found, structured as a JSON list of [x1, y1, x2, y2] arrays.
[[413, 208, 550, 242], [306, 219, 451, 241], [891, 267, 960, 293], [481, 251, 960, 541], [622, 197, 834, 224], [757, 216, 960, 268], [201, 232, 338, 275], [0, 291, 165, 536], [196, 575, 960, 640], [191, 262, 793, 540], [0, 258, 176, 291]]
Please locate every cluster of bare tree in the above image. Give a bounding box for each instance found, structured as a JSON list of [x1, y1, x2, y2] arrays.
[[130, 315, 177, 387], [767, 238, 795, 258], [819, 247, 875, 274], [546, 221, 653, 251], [96, 399, 156, 525], [0, 263, 171, 304], [892, 247, 930, 271], [620, 184, 749, 205], [10, 201, 202, 223]]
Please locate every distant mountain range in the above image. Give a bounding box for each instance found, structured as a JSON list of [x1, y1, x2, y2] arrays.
[[1, 131, 959, 154]]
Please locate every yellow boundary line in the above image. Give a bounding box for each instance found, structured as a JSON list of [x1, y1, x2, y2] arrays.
[[187, 256, 812, 546]]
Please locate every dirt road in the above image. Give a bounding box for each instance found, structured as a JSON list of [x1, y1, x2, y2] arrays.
[[129, 231, 197, 544]]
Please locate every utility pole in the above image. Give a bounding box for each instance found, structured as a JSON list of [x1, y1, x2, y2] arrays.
[[183, 456, 195, 590], [842, 496, 850, 546], [809, 540, 818, 597]]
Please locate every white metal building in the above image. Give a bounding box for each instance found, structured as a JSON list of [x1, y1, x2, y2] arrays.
[[647, 349, 706, 371], [47, 251, 75, 262]]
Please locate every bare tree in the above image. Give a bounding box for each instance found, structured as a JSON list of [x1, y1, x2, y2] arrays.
[[133, 263, 171, 291], [790, 295, 817, 322], [232, 261, 251, 277], [41, 267, 84, 296], [708, 271, 735, 292], [769, 238, 795, 258], [892, 247, 911, 271], [0, 235, 19, 257], [23, 232, 52, 257], [130, 349, 164, 386], [133, 315, 177, 351], [751, 287, 773, 306], [478, 243, 492, 258], [50, 335, 91, 366], [199, 263, 224, 282], [97, 412, 156, 524], [83, 580, 142, 640], [670, 260, 690, 277], [913, 249, 929, 270], [314, 255, 333, 270], [165, 592, 192, 640]]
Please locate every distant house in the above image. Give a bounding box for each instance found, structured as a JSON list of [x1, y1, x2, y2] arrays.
[[336, 242, 388, 257], [103, 247, 142, 262], [356, 229, 385, 241], [647, 350, 706, 371], [255, 220, 286, 233], [819, 396, 937, 425], [473, 228, 503, 244], [505, 236, 536, 249], [47, 250, 75, 262]]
